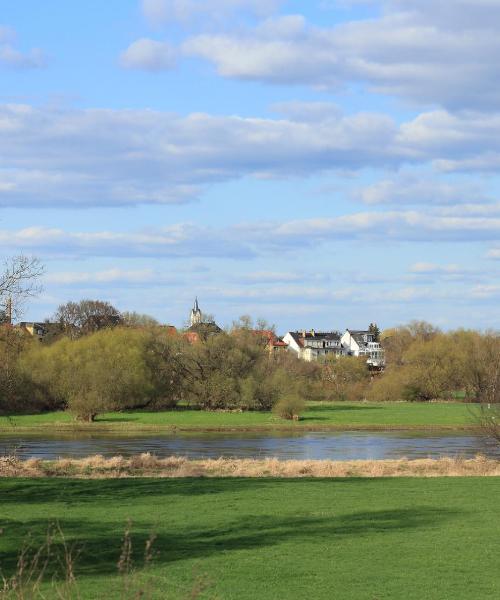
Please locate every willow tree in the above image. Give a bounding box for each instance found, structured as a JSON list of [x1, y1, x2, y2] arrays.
[[23, 328, 155, 421]]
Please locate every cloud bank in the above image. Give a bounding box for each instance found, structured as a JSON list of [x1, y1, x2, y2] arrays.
[[4, 103, 500, 208], [182, 2, 500, 110]]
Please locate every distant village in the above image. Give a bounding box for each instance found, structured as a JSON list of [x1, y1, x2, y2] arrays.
[[8, 297, 385, 369]]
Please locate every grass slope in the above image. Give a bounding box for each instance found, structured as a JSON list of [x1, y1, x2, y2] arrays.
[[0, 477, 498, 599], [0, 402, 478, 432]]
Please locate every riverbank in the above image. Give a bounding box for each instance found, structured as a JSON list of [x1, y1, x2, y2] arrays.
[[1, 476, 498, 599], [1, 454, 499, 478], [0, 401, 479, 433]]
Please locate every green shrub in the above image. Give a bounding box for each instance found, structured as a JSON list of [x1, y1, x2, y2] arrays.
[[272, 393, 305, 420]]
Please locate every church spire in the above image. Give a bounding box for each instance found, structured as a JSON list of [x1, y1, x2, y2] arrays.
[[190, 297, 202, 327]]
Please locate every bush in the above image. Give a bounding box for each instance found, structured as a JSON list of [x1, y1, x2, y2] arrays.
[[272, 393, 305, 420], [367, 369, 409, 402]]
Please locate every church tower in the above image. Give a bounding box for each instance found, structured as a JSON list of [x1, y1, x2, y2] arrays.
[[189, 297, 202, 327]]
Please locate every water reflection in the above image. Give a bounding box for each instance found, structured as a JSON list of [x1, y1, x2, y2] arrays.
[[0, 431, 498, 461]]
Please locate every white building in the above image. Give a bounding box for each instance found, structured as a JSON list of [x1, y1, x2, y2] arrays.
[[283, 330, 345, 362], [341, 329, 385, 369]]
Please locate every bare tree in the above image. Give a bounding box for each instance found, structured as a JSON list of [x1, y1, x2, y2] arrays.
[[0, 256, 44, 322], [469, 332, 500, 444], [122, 311, 159, 328], [53, 299, 122, 338]]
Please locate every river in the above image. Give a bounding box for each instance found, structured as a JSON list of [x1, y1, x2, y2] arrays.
[[0, 431, 498, 461]]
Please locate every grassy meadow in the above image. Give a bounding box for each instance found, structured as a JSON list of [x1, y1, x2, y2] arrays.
[[0, 401, 479, 433], [0, 476, 498, 599]]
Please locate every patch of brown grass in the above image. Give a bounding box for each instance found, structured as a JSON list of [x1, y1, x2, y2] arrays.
[[0, 454, 499, 478]]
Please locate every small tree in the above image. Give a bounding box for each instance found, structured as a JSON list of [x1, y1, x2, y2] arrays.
[[272, 393, 305, 420]]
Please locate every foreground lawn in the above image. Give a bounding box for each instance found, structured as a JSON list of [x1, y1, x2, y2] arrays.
[[0, 477, 498, 599], [0, 401, 477, 432]]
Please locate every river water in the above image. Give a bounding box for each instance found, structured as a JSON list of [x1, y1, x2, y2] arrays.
[[0, 431, 498, 461]]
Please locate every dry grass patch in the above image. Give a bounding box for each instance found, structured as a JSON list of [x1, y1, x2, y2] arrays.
[[0, 453, 499, 478]]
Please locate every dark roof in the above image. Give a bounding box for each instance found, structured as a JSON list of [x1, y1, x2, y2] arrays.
[[288, 331, 304, 348], [297, 331, 341, 341], [347, 330, 374, 346], [288, 331, 341, 348]]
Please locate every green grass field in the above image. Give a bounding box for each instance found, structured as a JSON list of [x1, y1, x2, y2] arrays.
[[0, 477, 498, 599], [0, 402, 478, 432]]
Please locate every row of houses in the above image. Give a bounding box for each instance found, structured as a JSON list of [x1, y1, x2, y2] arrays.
[[280, 329, 385, 368], [187, 299, 385, 367]]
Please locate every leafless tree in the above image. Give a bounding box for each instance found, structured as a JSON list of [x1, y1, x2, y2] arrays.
[[53, 299, 122, 338], [0, 255, 44, 322], [471, 332, 500, 444]]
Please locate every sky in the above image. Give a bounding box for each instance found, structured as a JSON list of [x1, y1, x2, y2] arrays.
[[1, 0, 499, 332]]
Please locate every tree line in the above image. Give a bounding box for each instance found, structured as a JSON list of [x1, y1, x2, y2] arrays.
[[0, 303, 315, 421], [1, 312, 499, 422], [0, 258, 499, 428]]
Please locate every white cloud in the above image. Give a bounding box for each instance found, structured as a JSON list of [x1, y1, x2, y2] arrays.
[[183, 4, 500, 110], [486, 248, 500, 260], [120, 38, 176, 71], [0, 103, 399, 208], [0, 25, 45, 69], [44, 268, 157, 285], [268, 211, 500, 243], [4, 103, 500, 208], [410, 263, 463, 274], [353, 175, 487, 206], [0, 203, 498, 262], [141, 0, 282, 25], [470, 284, 500, 299], [0, 225, 255, 259]]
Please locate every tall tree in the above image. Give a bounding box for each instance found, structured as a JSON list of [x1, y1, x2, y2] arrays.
[[53, 299, 122, 338], [368, 323, 381, 342]]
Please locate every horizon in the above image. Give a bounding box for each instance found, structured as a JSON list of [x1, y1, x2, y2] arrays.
[[1, 1, 499, 332]]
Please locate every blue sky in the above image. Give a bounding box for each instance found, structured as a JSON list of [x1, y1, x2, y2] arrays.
[[1, 0, 499, 331]]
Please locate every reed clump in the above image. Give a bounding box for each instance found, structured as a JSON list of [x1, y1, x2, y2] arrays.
[[0, 521, 212, 600], [1, 454, 499, 478]]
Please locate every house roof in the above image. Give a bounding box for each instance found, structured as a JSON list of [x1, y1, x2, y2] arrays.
[[287, 331, 304, 348], [287, 330, 341, 348], [301, 331, 341, 341], [347, 330, 374, 347], [272, 340, 288, 347]]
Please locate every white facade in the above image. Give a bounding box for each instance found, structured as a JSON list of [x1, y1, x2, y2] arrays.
[[341, 329, 385, 368], [283, 330, 345, 362]]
